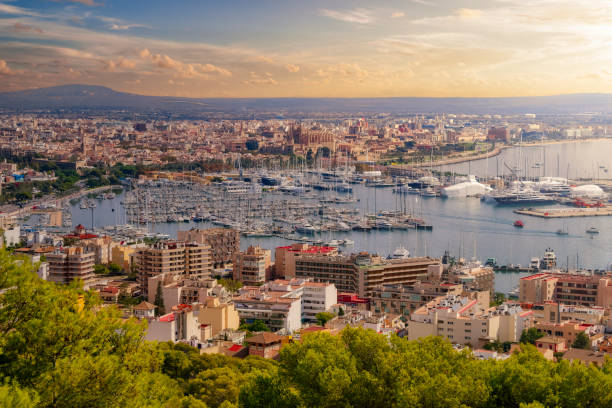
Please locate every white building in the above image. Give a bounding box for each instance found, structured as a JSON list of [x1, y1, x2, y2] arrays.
[[408, 295, 533, 348], [234, 279, 337, 333], [302, 281, 338, 321], [2, 223, 20, 247]]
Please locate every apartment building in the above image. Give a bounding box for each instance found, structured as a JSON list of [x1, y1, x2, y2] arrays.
[[233, 285, 302, 333], [274, 243, 338, 279], [408, 295, 533, 348], [233, 278, 337, 333], [177, 227, 239, 268], [370, 281, 464, 316], [534, 320, 604, 348], [519, 273, 612, 308], [529, 302, 605, 325], [233, 245, 272, 285], [136, 241, 211, 297], [446, 261, 495, 296], [302, 281, 338, 322], [294, 252, 440, 297], [47, 246, 96, 286]]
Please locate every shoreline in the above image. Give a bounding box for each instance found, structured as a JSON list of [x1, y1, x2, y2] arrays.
[[410, 137, 611, 169]]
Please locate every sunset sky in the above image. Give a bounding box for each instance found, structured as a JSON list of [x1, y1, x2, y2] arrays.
[[0, 0, 611, 97]]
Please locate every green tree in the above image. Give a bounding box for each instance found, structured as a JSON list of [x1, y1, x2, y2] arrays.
[[217, 278, 243, 293], [572, 332, 591, 349], [520, 327, 545, 345], [94, 264, 108, 275], [107, 262, 122, 275], [239, 320, 270, 333], [154, 281, 166, 315], [239, 374, 300, 408], [315, 312, 335, 326]]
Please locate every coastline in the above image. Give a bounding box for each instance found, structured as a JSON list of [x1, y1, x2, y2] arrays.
[[410, 137, 611, 168]]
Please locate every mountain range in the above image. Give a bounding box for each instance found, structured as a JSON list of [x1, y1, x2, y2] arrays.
[[1, 84, 612, 117]]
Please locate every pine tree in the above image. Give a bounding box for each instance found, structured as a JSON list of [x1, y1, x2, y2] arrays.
[[154, 281, 165, 316]]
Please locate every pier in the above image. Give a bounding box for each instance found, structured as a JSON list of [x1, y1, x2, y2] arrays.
[[514, 206, 612, 218]]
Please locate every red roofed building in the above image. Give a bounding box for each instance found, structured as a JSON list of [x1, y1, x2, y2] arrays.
[[274, 243, 338, 279]]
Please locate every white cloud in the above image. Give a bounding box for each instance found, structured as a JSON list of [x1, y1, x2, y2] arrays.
[[285, 64, 300, 73], [319, 8, 374, 24], [0, 59, 14, 75]]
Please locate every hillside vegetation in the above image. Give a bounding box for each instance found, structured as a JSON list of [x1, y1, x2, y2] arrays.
[[1, 249, 611, 408]]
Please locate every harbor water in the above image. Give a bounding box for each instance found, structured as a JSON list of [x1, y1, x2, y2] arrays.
[[68, 141, 612, 294]]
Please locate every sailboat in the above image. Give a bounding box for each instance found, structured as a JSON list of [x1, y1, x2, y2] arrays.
[[555, 224, 569, 236]]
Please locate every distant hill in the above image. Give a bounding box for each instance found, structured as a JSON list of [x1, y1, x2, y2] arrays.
[[1, 84, 612, 116]]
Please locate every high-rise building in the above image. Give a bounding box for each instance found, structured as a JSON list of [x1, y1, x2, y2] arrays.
[[294, 252, 440, 297], [136, 241, 211, 298], [47, 247, 96, 286], [274, 243, 338, 279], [177, 228, 239, 268], [519, 273, 612, 308], [233, 245, 272, 285]]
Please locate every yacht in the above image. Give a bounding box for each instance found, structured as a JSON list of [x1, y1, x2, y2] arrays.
[[295, 224, 318, 234], [540, 248, 557, 270], [586, 226, 600, 234], [529, 257, 540, 270], [494, 191, 556, 205], [390, 246, 410, 259]]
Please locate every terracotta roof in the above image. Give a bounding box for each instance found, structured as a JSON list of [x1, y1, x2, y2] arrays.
[[133, 301, 156, 311], [247, 332, 283, 345], [563, 349, 610, 366]]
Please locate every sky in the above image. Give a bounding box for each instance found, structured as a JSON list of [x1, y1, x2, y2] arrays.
[[0, 0, 611, 98]]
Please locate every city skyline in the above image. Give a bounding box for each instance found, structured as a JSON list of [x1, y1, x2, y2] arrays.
[[0, 0, 611, 98]]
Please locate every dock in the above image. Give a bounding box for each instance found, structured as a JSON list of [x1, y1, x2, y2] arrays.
[[514, 206, 612, 218]]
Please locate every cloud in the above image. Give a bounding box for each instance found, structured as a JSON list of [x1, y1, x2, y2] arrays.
[[243, 71, 278, 85], [0, 60, 14, 75], [285, 64, 300, 73], [455, 8, 483, 19], [391, 12, 405, 18], [319, 8, 374, 24], [139, 49, 232, 78], [11, 22, 44, 34], [410, 0, 435, 6], [256, 56, 275, 64], [109, 23, 149, 30], [0, 3, 39, 16], [243, 78, 278, 85], [55, 0, 102, 6], [103, 57, 136, 72]]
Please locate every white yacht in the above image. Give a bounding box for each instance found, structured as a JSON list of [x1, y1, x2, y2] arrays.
[[390, 246, 410, 259]]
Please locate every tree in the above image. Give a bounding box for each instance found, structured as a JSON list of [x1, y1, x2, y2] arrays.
[[520, 328, 545, 345], [491, 292, 507, 307], [217, 278, 243, 293], [239, 320, 270, 333], [315, 312, 335, 326], [338, 307, 345, 317], [154, 281, 165, 315], [94, 264, 108, 275], [107, 263, 122, 275], [572, 332, 591, 349], [239, 374, 300, 408]]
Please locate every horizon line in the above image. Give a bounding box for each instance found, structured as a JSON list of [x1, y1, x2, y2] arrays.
[[3, 84, 612, 100]]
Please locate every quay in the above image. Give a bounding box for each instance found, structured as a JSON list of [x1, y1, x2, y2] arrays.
[[514, 206, 612, 218]]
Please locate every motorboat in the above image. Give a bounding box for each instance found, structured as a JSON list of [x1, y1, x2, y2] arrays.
[[390, 246, 410, 259], [514, 220, 524, 228], [586, 227, 600, 234]]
